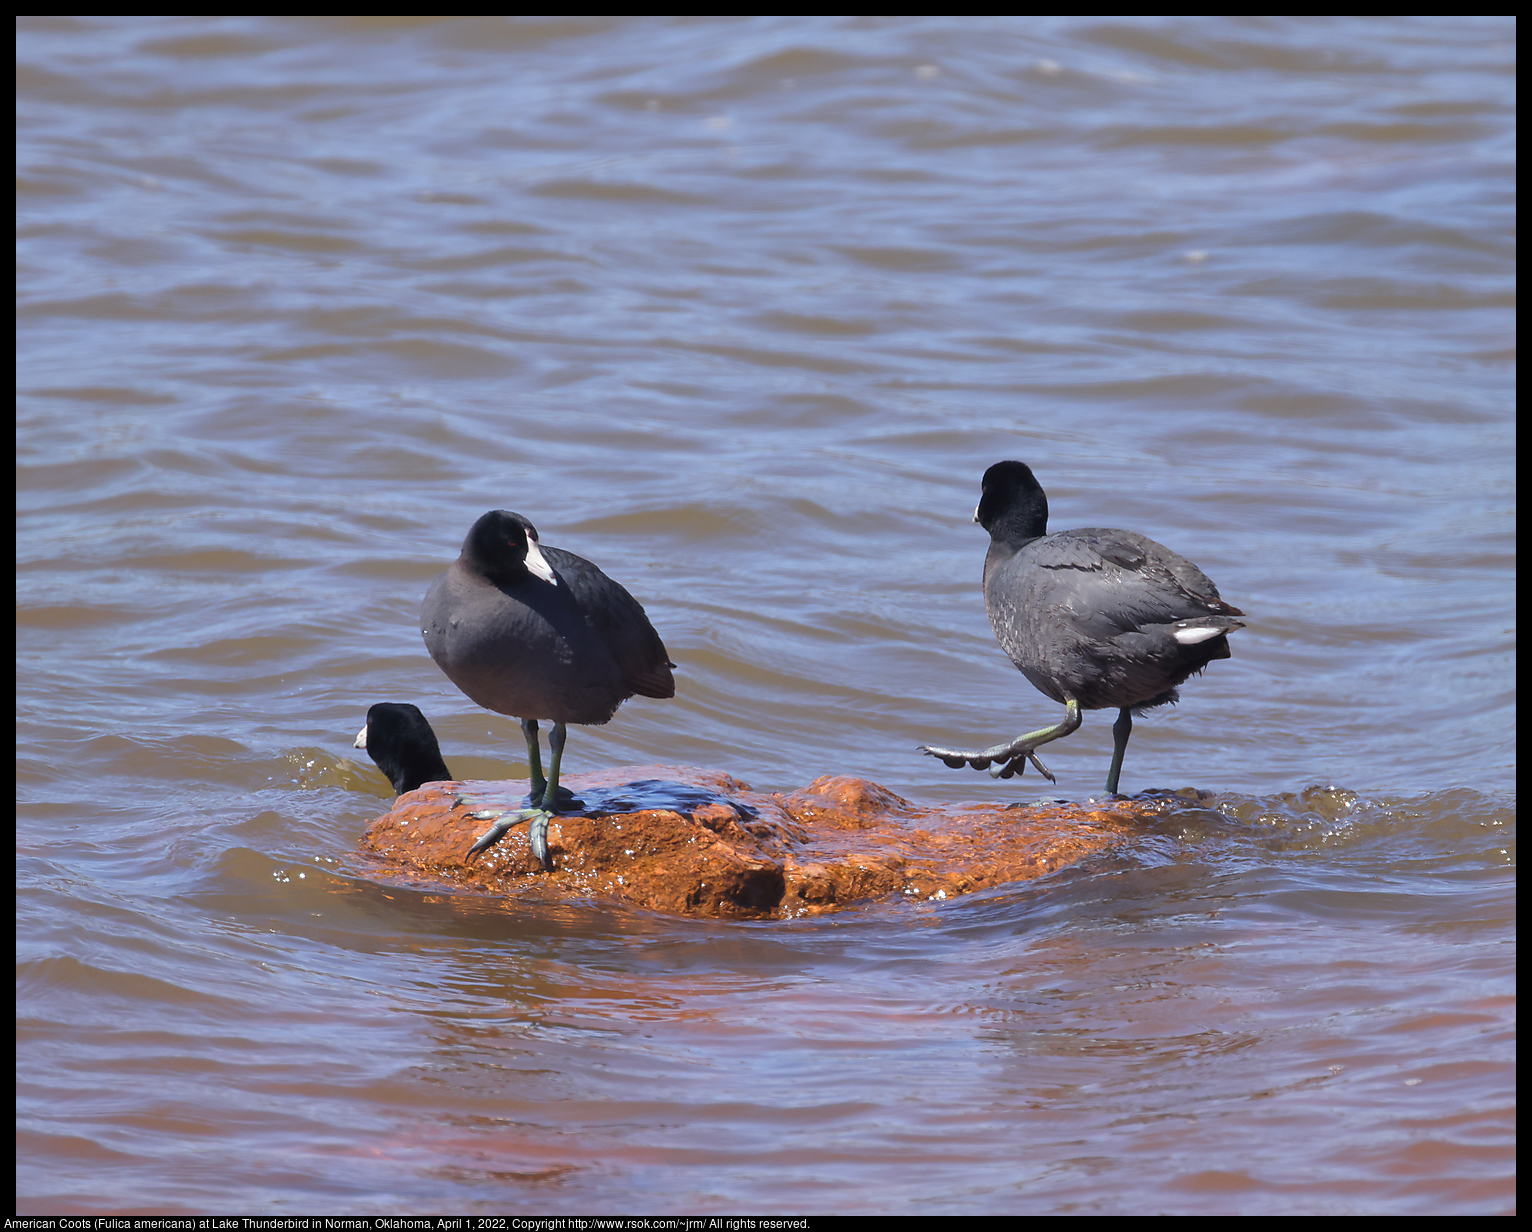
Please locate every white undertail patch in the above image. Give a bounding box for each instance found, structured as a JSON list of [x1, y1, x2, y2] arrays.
[[1173, 624, 1224, 645]]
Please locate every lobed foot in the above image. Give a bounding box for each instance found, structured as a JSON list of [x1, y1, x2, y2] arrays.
[[987, 751, 1055, 781], [462, 800, 553, 870], [919, 701, 1081, 788], [919, 740, 1057, 783]]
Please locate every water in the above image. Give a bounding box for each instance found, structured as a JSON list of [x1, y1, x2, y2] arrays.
[[17, 15, 1514, 1214]]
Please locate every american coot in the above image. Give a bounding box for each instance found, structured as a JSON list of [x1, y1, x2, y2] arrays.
[[354, 702, 452, 795], [422, 510, 675, 869], [921, 461, 1244, 795]]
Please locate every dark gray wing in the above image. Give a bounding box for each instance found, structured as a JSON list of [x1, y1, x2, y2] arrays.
[[544, 545, 676, 699], [1023, 528, 1243, 638]]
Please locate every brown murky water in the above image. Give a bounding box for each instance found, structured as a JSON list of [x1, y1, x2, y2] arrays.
[[17, 16, 1514, 1215]]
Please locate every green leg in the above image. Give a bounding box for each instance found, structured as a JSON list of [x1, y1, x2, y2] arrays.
[[463, 717, 561, 870], [1105, 707, 1132, 796], [538, 721, 568, 812], [523, 716, 580, 811], [985, 698, 1083, 780], [920, 698, 1083, 783], [521, 718, 547, 798], [510, 721, 570, 871], [520, 716, 562, 868]]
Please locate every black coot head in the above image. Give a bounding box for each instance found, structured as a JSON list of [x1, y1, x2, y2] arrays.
[[462, 510, 557, 586], [976, 460, 1049, 543], [354, 702, 452, 796]]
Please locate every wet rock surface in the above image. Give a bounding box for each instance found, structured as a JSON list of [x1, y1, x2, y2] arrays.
[[358, 764, 1157, 919]]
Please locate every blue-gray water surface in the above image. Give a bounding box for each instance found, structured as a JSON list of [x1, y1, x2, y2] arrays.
[[17, 15, 1514, 1215]]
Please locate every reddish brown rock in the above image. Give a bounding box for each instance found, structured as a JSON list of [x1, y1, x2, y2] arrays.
[[357, 765, 1156, 919]]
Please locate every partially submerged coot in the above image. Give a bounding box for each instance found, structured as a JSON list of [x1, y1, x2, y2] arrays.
[[354, 702, 452, 795], [921, 460, 1244, 795]]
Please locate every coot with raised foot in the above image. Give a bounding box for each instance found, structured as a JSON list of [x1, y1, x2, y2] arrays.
[[920, 460, 1245, 795], [422, 509, 676, 869], [354, 702, 452, 795]]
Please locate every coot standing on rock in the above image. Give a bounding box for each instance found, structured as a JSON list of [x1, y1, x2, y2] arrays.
[[354, 702, 452, 795], [921, 460, 1244, 795], [422, 509, 675, 868]]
